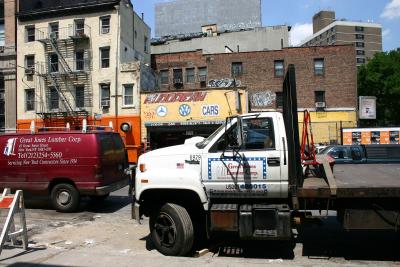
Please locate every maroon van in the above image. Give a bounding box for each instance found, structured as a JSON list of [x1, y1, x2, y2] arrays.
[[0, 131, 129, 212]]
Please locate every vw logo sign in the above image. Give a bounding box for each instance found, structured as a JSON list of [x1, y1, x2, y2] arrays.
[[179, 104, 191, 117], [156, 105, 167, 117]]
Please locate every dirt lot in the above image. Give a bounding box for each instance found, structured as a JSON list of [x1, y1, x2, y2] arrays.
[[0, 187, 399, 267]]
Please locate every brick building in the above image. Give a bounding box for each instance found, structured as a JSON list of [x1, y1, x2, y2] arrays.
[[151, 45, 358, 144]]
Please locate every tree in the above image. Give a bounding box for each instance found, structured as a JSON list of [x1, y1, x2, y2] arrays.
[[358, 49, 400, 126]]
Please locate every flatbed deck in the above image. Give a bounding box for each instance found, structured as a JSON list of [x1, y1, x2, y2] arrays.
[[298, 164, 400, 198]]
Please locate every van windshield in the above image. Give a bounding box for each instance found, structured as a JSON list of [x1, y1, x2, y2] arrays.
[[196, 123, 226, 149]]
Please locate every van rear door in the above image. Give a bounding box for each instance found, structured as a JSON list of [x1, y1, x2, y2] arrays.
[[98, 133, 127, 185]]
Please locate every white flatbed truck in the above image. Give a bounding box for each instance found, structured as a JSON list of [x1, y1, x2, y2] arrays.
[[132, 65, 400, 256]]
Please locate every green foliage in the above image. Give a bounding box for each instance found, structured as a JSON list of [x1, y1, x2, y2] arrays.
[[358, 49, 400, 126]]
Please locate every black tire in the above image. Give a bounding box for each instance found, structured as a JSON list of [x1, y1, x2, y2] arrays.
[[51, 183, 80, 212], [89, 193, 110, 202], [150, 203, 194, 256]]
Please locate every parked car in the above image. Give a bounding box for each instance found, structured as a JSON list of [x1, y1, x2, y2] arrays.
[[0, 130, 129, 212], [318, 144, 400, 164]]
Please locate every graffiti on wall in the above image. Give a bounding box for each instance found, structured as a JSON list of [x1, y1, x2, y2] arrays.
[[251, 91, 276, 107], [208, 79, 242, 88]]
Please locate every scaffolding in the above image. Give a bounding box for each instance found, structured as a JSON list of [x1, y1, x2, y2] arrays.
[[34, 23, 93, 129]]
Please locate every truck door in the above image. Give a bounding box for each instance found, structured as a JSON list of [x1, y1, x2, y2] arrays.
[[201, 115, 282, 199]]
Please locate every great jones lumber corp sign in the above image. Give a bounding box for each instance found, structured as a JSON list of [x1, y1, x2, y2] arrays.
[[2, 135, 83, 167], [141, 89, 248, 126]]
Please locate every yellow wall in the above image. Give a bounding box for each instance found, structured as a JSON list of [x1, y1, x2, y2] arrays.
[[298, 111, 357, 144], [140, 89, 248, 142]]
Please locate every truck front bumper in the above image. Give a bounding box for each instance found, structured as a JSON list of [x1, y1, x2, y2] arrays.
[[95, 178, 129, 196]]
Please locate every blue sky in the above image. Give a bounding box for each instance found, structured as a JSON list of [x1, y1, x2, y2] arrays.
[[133, 0, 400, 51]]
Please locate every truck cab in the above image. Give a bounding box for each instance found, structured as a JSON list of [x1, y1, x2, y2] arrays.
[[134, 112, 291, 256]]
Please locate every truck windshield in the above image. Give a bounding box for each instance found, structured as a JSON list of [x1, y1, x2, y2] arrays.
[[195, 123, 226, 149]]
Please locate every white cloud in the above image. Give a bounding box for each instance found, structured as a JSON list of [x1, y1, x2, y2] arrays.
[[290, 23, 313, 46], [381, 0, 400, 19], [383, 28, 391, 37]]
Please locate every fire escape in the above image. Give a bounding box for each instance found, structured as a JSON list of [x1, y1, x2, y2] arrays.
[[36, 21, 93, 129]]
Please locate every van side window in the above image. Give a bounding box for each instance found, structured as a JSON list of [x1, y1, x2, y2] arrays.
[[243, 117, 275, 150]]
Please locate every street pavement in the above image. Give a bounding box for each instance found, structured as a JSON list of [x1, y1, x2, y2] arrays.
[[0, 187, 399, 267]]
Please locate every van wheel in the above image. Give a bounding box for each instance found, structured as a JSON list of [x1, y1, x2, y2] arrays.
[[150, 203, 194, 256], [51, 183, 80, 212]]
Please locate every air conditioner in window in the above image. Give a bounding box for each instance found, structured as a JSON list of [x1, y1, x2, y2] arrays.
[[101, 27, 110, 34], [49, 32, 58, 40], [173, 78, 182, 84], [315, 102, 326, 108], [0, 46, 4, 53], [199, 75, 207, 82], [101, 99, 110, 108], [25, 68, 35, 75]]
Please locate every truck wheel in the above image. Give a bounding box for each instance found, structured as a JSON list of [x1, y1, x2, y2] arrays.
[[150, 203, 194, 256], [51, 183, 80, 212]]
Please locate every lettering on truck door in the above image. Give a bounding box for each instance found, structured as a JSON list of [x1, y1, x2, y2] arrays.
[[201, 115, 282, 198]]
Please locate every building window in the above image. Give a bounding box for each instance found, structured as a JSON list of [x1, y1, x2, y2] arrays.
[[314, 58, 324, 75], [160, 70, 169, 84], [49, 22, 59, 39], [355, 34, 364, 40], [75, 51, 84, 71], [49, 54, 59, 73], [198, 67, 207, 82], [49, 87, 59, 110], [100, 47, 110, 68], [173, 69, 183, 84], [275, 92, 283, 109], [356, 50, 365, 55], [100, 84, 110, 108], [274, 60, 284, 77], [144, 36, 148, 53], [357, 58, 366, 64], [356, 42, 365, 48], [100, 16, 110, 34], [331, 27, 336, 33], [355, 26, 364, 32], [186, 68, 195, 83], [231, 62, 243, 76], [25, 89, 35, 111], [331, 34, 336, 42], [25, 26, 35, 42], [75, 86, 85, 108], [25, 55, 35, 70], [123, 84, 134, 106], [74, 19, 85, 36], [315, 91, 325, 103]]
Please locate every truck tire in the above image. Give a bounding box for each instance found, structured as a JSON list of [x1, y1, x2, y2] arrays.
[[150, 203, 194, 256], [51, 183, 80, 212]]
